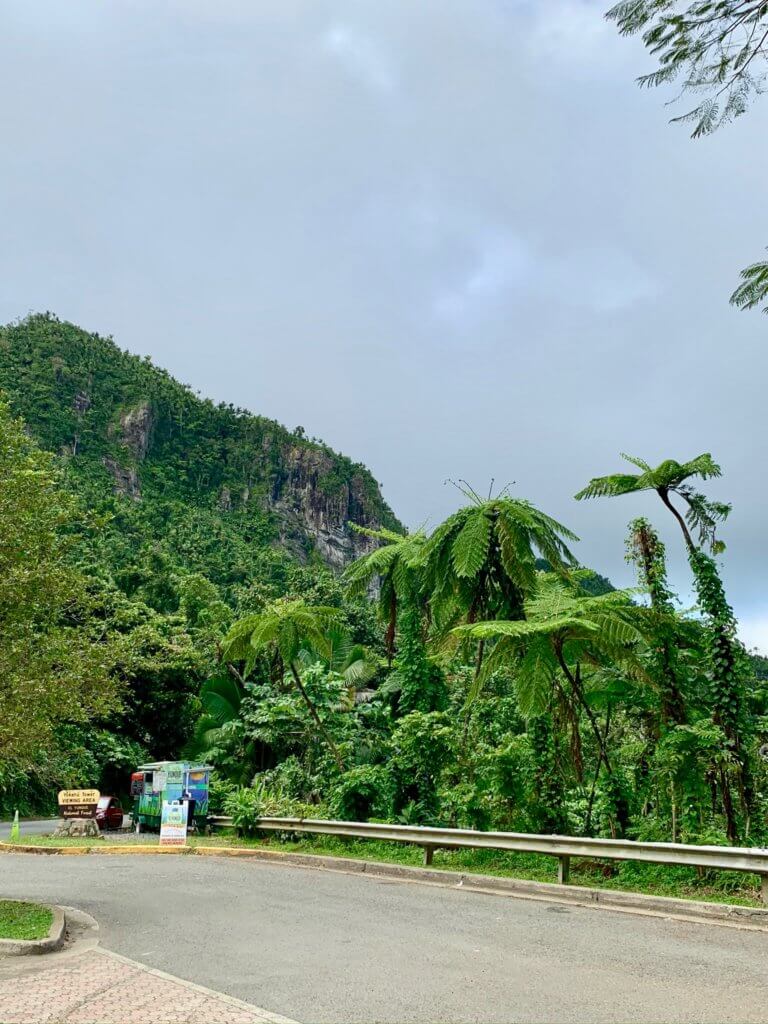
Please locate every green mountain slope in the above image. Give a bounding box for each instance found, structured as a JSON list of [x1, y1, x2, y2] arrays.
[[0, 314, 399, 591]]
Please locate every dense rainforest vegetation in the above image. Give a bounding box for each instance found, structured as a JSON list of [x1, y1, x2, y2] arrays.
[[2, 313, 768, 856], [0, 313, 395, 814]]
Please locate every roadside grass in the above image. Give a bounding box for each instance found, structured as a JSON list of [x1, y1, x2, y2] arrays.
[[5, 830, 763, 907], [0, 900, 52, 940]]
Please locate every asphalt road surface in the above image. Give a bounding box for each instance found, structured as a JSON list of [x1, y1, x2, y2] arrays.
[[0, 817, 128, 838], [3, 853, 768, 1023], [0, 818, 59, 838]]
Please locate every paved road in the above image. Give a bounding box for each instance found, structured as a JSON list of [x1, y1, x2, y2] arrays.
[[0, 817, 129, 838], [3, 853, 768, 1023], [0, 818, 58, 838]]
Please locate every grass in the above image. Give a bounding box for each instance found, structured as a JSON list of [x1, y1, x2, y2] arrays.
[[0, 900, 52, 941], [6, 830, 764, 907]]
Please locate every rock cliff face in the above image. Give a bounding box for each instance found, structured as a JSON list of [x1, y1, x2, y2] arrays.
[[105, 408, 382, 564], [103, 456, 141, 500], [119, 401, 153, 460], [0, 315, 400, 571], [270, 445, 380, 568]]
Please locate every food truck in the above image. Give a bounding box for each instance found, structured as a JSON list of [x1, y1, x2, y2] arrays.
[[130, 761, 212, 834]]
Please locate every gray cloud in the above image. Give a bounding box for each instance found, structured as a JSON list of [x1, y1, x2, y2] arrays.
[[2, 0, 767, 646]]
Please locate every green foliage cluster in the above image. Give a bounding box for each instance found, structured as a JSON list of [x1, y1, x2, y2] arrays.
[[0, 315, 391, 815], [218, 456, 768, 865], [3, 313, 767, 869]]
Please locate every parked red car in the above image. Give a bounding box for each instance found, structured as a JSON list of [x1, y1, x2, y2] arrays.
[[95, 796, 124, 830]]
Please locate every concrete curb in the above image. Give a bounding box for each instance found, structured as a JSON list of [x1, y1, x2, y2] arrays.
[[3, 840, 768, 930], [0, 903, 65, 957]]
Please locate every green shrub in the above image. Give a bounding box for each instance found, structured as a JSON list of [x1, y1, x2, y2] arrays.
[[329, 765, 394, 821], [224, 785, 263, 836]]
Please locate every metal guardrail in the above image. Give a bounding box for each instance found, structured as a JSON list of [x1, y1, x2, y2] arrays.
[[210, 815, 768, 900]]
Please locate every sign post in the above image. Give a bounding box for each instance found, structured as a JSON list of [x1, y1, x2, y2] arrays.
[[57, 789, 100, 820], [159, 800, 189, 847]]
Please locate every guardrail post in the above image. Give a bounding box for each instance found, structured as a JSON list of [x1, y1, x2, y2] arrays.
[[557, 855, 570, 885], [761, 874, 768, 905], [423, 845, 435, 866]]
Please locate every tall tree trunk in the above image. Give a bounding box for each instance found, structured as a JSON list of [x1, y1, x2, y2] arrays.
[[554, 648, 613, 776]]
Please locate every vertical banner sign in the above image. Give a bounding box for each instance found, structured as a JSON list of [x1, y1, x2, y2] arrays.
[[159, 800, 188, 847]]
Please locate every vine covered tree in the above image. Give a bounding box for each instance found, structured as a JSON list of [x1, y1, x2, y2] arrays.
[[576, 453, 750, 839], [626, 517, 687, 726]]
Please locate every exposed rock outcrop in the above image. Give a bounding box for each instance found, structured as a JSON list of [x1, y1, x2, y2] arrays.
[[269, 445, 381, 568], [103, 457, 141, 500], [73, 391, 91, 414], [119, 401, 153, 459]]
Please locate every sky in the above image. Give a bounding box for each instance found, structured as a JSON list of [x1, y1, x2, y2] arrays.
[[2, 0, 767, 649]]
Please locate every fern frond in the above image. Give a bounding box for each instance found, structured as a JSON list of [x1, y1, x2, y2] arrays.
[[574, 473, 641, 500], [451, 509, 492, 579], [731, 254, 768, 313], [620, 452, 653, 473]]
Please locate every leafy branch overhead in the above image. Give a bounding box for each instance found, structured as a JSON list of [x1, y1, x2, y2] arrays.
[[607, 1, 768, 138], [606, 1, 768, 312]]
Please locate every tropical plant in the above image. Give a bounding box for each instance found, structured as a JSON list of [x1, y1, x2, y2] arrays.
[[422, 486, 578, 679], [298, 621, 379, 695], [575, 453, 729, 553], [223, 599, 345, 769], [185, 672, 253, 779], [343, 525, 426, 662], [453, 573, 644, 831], [576, 453, 749, 840]]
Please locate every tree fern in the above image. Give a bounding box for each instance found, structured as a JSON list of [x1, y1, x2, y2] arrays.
[[576, 452, 728, 552], [731, 253, 768, 312], [223, 599, 344, 768]]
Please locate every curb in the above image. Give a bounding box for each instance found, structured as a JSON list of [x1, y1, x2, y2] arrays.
[[3, 841, 768, 930], [0, 903, 65, 957]]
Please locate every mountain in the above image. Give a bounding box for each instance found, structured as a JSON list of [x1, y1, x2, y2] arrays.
[[0, 314, 399, 587]]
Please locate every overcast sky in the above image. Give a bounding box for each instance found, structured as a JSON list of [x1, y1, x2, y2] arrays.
[[2, 0, 767, 648]]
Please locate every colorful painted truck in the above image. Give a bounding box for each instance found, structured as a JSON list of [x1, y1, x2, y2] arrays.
[[130, 761, 212, 834]]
